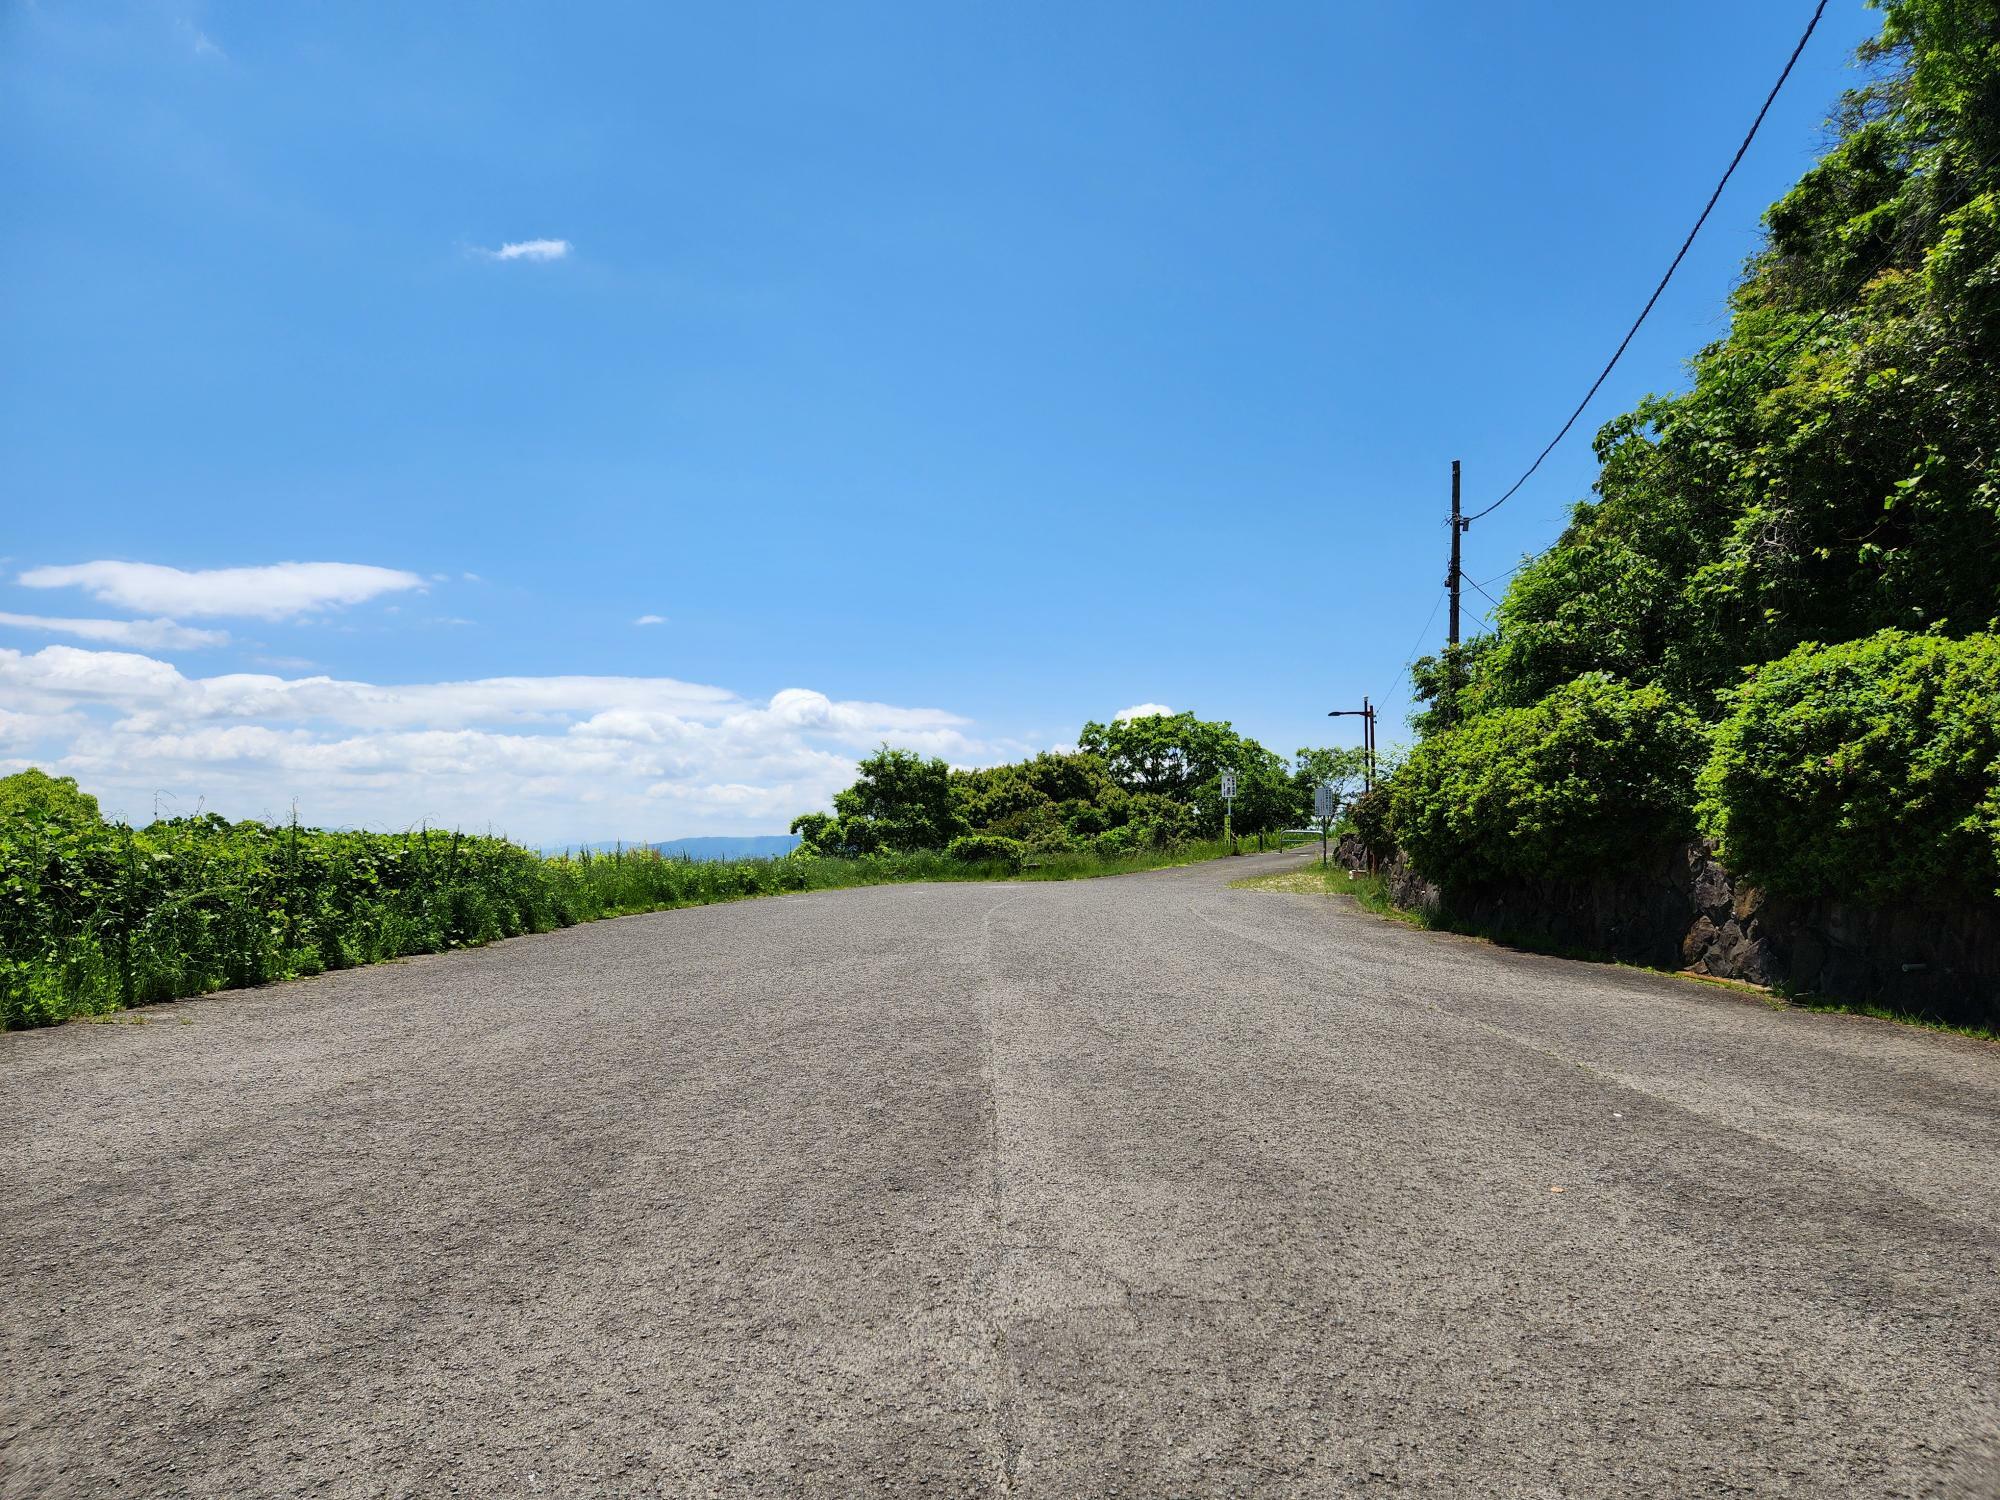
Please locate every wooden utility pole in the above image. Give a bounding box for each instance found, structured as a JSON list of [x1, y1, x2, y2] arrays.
[[1448, 460, 1463, 650], [1444, 460, 1468, 722]]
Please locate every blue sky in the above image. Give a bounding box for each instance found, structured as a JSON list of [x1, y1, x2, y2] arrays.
[[2, 0, 1884, 841]]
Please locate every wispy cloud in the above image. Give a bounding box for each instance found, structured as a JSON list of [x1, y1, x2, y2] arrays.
[[633, 614, 666, 626], [19, 561, 425, 621], [1113, 702, 1173, 721], [0, 612, 228, 650], [478, 239, 572, 263], [176, 18, 225, 59]]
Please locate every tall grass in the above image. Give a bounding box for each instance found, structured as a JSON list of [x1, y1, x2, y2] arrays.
[[0, 819, 1250, 1030]]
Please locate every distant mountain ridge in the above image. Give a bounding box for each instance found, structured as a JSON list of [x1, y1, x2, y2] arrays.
[[546, 835, 801, 861]]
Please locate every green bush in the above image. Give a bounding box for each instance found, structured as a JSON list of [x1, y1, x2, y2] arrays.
[[1346, 783, 1398, 863], [944, 834, 1025, 870], [1391, 674, 1705, 889], [1698, 630, 2000, 906]]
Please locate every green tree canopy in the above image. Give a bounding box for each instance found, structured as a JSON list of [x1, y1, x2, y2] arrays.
[[796, 711, 1306, 855], [0, 770, 104, 832], [1291, 747, 1371, 824]]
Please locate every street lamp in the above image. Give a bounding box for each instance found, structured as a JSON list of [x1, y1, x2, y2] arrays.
[[1326, 695, 1377, 792]]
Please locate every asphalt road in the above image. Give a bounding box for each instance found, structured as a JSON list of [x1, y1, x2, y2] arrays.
[[5, 849, 1998, 1498]]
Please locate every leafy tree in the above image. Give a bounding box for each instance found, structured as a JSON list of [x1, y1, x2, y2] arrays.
[[834, 745, 963, 852], [1077, 711, 1296, 836], [1078, 713, 1240, 801], [1291, 746, 1371, 824], [1449, 0, 2000, 721], [1224, 739, 1296, 837], [0, 769, 104, 831], [951, 752, 1120, 850]]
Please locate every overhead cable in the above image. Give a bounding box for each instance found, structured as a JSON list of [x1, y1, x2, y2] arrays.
[[1464, 0, 1831, 524]]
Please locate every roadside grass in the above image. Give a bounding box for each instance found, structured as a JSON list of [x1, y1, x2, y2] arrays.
[[1014, 836, 1251, 882], [1236, 862, 1999, 1042], [1234, 863, 1432, 927], [4, 832, 1259, 1031]]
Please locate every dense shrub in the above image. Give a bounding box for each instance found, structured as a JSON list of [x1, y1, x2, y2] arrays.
[[944, 834, 1025, 870], [1698, 630, 2000, 906], [1391, 674, 1705, 889], [0, 784, 943, 1029], [1346, 784, 1398, 863], [0, 808, 573, 1030]]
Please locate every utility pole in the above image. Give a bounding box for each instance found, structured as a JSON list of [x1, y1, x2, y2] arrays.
[[1448, 460, 1463, 651], [1445, 460, 1468, 723]]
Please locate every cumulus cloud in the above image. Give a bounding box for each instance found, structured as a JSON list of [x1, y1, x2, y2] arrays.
[[0, 645, 981, 843], [19, 561, 424, 620], [480, 239, 572, 262], [633, 614, 666, 626], [0, 612, 228, 650], [1113, 702, 1174, 721]]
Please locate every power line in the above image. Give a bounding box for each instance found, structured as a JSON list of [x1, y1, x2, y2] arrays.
[[1480, 547, 1554, 590], [1464, 0, 1830, 525], [1400, 589, 1446, 672]]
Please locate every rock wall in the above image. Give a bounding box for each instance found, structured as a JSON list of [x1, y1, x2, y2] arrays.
[[1332, 836, 1999, 1030]]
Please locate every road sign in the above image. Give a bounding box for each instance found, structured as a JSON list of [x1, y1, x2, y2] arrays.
[[1220, 771, 1237, 800], [1314, 783, 1334, 821]]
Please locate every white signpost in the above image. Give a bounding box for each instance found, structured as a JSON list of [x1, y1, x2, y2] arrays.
[[1220, 770, 1237, 852]]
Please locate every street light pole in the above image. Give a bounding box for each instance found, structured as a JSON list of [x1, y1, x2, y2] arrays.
[[1327, 699, 1377, 792]]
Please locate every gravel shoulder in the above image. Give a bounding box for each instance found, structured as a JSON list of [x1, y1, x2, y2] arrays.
[[4, 849, 1997, 1497]]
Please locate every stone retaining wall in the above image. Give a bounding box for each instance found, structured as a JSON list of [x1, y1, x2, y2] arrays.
[[1332, 836, 1999, 1030]]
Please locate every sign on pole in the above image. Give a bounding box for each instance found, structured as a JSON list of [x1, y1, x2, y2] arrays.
[[1220, 771, 1237, 800], [1314, 783, 1334, 821]]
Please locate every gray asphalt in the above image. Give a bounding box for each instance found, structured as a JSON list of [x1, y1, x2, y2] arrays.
[[4, 849, 1998, 1498]]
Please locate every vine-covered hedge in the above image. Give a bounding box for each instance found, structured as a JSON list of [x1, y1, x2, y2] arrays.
[[1390, 675, 1704, 890], [1699, 630, 2000, 906], [0, 773, 918, 1030]]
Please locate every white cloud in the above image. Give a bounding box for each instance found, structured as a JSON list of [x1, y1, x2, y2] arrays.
[[0, 612, 228, 650], [633, 614, 666, 626], [1113, 702, 1174, 721], [19, 561, 425, 620], [480, 239, 572, 263], [0, 645, 983, 843]]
